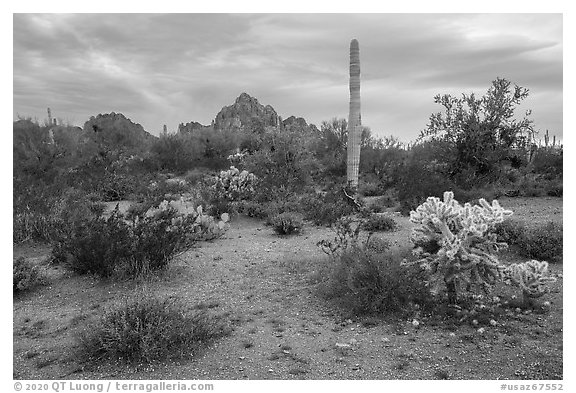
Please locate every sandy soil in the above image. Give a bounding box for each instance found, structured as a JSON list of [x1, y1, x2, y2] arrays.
[[13, 197, 563, 380]]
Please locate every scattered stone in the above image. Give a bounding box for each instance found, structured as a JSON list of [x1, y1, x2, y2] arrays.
[[412, 319, 420, 327], [449, 332, 456, 337], [349, 338, 358, 345], [381, 337, 390, 342], [335, 343, 351, 349], [515, 308, 522, 313], [477, 328, 485, 334], [489, 320, 497, 327], [472, 319, 479, 326]]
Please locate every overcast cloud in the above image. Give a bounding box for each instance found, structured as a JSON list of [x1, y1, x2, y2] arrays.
[[13, 13, 562, 143]]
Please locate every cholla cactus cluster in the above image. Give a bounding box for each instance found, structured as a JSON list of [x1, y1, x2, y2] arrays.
[[502, 260, 556, 299], [407, 191, 513, 294], [212, 166, 258, 201]]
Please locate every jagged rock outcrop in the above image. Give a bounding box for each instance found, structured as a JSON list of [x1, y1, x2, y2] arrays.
[[281, 115, 319, 134], [178, 121, 208, 134], [213, 92, 279, 131]]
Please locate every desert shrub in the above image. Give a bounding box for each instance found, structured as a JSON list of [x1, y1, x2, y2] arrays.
[[238, 200, 268, 219], [522, 222, 563, 262], [494, 219, 527, 245], [52, 209, 135, 277], [13, 210, 55, 244], [270, 212, 304, 235], [545, 181, 563, 197], [301, 190, 357, 226], [53, 201, 228, 278], [452, 186, 503, 205], [78, 293, 229, 363], [358, 181, 382, 197], [495, 220, 562, 263], [206, 198, 235, 219], [319, 246, 432, 315], [134, 178, 188, 205], [13, 185, 104, 244], [396, 161, 454, 215], [362, 214, 398, 232], [13, 179, 59, 243], [365, 236, 391, 253], [317, 217, 363, 258], [369, 195, 396, 213], [531, 148, 562, 178], [183, 168, 207, 185], [13, 257, 46, 293]]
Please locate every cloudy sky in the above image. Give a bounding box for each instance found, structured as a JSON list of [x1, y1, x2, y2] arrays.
[[13, 13, 562, 143]]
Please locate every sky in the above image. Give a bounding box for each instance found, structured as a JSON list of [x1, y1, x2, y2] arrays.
[[13, 13, 563, 143]]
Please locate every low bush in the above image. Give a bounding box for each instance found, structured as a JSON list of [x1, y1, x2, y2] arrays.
[[496, 220, 562, 263], [301, 190, 357, 226], [362, 214, 398, 232], [52, 201, 226, 278], [270, 212, 304, 235], [319, 247, 432, 315], [358, 181, 382, 197], [523, 222, 563, 262], [13, 257, 46, 293], [365, 236, 391, 253], [52, 209, 136, 277], [77, 293, 229, 363], [494, 219, 527, 245], [369, 195, 396, 213], [13, 186, 105, 244], [545, 181, 563, 197], [133, 178, 188, 205], [238, 201, 268, 219]]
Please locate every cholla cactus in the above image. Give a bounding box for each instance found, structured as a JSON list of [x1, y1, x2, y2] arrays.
[[406, 191, 512, 302], [213, 166, 258, 201], [502, 260, 556, 305]]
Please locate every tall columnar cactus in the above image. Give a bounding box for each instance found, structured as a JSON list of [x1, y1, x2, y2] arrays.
[[346, 39, 361, 189]]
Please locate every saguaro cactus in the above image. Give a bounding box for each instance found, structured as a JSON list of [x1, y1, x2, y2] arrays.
[[346, 39, 361, 189]]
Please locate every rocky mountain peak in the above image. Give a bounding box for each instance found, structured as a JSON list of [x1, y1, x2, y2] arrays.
[[214, 93, 279, 131]]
